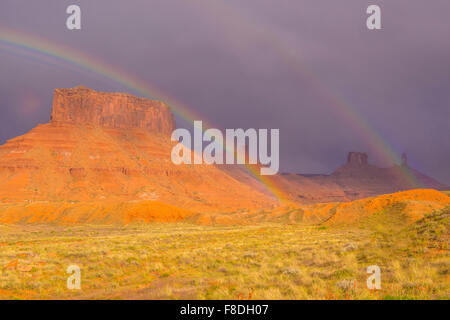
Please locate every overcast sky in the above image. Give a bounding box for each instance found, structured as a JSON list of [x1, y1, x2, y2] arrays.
[[0, 0, 449, 184]]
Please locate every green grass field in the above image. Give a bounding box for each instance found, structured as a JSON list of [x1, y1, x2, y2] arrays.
[[0, 206, 448, 300]]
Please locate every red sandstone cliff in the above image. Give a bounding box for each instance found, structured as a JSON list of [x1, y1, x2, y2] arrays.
[[50, 86, 175, 134], [0, 86, 276, 217], [260, 152, 449, 204], [0, 87, 447, 225]]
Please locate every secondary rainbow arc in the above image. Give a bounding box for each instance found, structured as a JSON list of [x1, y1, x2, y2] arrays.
[[0, 25, 420, 201]]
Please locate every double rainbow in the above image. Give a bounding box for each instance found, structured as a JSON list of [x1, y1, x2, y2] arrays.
[[0, 21, 418, 203]]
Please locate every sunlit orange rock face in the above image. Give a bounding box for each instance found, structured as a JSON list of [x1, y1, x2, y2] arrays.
[[51, 86, 175, 134], [0, 87, 276, 223], [0, 87, 448, 225]]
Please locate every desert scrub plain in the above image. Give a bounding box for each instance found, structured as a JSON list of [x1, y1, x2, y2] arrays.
[[0, 204, 448, 300]]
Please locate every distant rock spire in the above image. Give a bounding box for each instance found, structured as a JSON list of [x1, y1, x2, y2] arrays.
[[401, 153, 408, 166]]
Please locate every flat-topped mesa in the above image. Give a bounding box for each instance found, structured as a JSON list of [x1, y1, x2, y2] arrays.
[[50, 86, 176, 135], [347, 152, 368, 166]]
